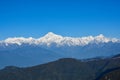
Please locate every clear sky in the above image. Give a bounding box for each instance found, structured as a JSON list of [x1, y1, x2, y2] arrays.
[[0, 0, 120, 39]]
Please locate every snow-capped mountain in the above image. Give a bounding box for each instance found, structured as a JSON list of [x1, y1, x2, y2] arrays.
[[0, 32, 120, 68], [0, 32, 119, 47]]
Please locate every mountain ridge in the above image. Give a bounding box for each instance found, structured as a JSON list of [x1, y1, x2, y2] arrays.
[[0, 32, 119, 46], [0, 57, 120, 80]]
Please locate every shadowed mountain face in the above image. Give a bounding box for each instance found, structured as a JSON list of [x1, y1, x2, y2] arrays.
[[0, 56, 120, 80], [98, 68, 120, 80]]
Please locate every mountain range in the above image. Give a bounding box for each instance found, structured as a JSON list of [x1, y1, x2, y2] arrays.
[[0, 32, 120, 68], [0, 32, 119, 46]]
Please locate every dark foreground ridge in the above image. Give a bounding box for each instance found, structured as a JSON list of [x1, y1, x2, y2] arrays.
[[0, 57, 120, 80], [96, 67, 120, 80]]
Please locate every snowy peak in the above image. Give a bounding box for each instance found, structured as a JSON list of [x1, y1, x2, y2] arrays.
[[42, 32, 63, 40], [94, 34, 109, 43], [95, 34, 119, 43], [37, 32, 63, 46], [44, 32, 60, 37], [0, 32, 119, 46], [96, 34, 104, 38]]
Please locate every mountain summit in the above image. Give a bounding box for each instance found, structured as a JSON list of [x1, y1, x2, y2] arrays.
[[44, 32, 61, 37]]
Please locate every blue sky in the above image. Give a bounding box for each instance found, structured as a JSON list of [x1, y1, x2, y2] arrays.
[[0, 0, 120, 39]]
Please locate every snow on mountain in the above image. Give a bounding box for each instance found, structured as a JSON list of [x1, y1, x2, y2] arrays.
[[37, 32, 64, 46], [4, 37, 36, 46], [0, 32, 119, 46]]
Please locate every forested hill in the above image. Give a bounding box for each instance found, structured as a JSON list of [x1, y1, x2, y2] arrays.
[[0, 57, 120, 80]]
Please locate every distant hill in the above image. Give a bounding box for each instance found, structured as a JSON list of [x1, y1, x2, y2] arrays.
[[0, 57, 120, 80], [0, 46, 63, 68]]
